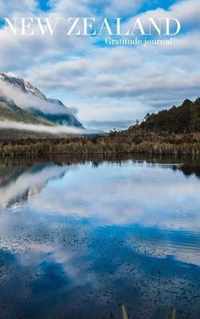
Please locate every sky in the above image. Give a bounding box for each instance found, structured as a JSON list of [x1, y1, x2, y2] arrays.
[[0, 0, 199, 124]]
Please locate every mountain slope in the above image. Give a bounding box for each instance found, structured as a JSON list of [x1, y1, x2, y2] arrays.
[[138, 98, 200, 133], [0, 96, 52, 125], [0, 73, 83, 128]]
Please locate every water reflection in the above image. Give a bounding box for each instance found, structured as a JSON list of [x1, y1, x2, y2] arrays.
[[0, 163, 67, 208], [0, 160, 200, 319]]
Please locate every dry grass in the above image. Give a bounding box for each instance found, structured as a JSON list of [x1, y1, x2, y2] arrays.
[[1, 129, 200, 159]]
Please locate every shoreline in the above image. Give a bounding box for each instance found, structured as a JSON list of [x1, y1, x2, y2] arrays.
[[1, 130, 200, 159]]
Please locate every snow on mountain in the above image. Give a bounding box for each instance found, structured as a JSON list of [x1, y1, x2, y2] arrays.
[[0, 73, 83, 128]]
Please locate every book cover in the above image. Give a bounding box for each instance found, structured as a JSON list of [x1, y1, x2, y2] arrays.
[[0, 1, 199, 319]]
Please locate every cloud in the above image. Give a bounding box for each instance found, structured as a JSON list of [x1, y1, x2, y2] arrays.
[[170, 0, 200, 28], [124, 0, 200, 32], [0, 0, 36, 16], [52, 0, 90, 16], [0, 0, 199, 122], [0, 21, 90, 72], [25, 32, 200, 120], [53, 0, 145, 17], [105, 0, 145, 17]]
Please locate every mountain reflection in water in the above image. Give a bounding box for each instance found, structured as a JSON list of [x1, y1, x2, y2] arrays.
[[0, 160, 199, 319]]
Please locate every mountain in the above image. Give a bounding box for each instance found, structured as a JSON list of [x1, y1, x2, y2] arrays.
[[138, 98, 200, 133], [0, 73, 83, 128], [0, 96, 52, 125]]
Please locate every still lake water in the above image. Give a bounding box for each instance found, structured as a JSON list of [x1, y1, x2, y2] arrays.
[[0, 160, 200, 319]]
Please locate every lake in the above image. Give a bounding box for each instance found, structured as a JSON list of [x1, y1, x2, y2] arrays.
[[0, 159, 200, 319]]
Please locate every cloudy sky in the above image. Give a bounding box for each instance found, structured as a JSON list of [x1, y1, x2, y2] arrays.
[[0, 0, 199, 124]]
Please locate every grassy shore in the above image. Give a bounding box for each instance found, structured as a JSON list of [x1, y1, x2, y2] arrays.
[[1, 128, 200, 159]]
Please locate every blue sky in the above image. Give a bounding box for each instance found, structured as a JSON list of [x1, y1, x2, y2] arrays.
[[0, 0, 199, 123], [37, 0, 53, 11]]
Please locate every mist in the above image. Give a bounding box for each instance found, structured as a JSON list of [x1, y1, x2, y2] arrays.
[[0, 120, 85, 135]]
